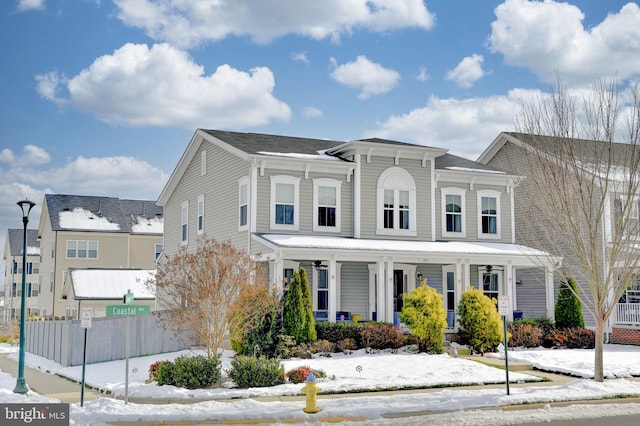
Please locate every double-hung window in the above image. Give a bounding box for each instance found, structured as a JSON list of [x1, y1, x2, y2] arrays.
[[377, 167, 416, 236], [239, 178, 249, 230], [478, 190, 501, 239], [313, 178, 341, 232], [197, 195, 205, 235], [66, 241, 98, 259], [270, 176, 299, 230], [482, 271, 500, 302], [442, 188, 466, 238], [181, 201, 188, 245]]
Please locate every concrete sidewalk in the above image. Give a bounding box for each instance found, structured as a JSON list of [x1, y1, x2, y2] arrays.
[[0, 354, 104, 404]]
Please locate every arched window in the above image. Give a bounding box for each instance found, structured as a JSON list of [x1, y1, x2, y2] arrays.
[[376, 167, 417, 236]]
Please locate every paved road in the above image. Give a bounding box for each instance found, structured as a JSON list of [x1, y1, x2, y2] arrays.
[[523, 414, 640, 425]]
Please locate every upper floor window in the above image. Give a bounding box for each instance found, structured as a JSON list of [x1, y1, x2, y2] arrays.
[[442, 188, 466, 238], [478, 190, 501, 239], [197, 195, 205, 235], [270, 175, 299, 230], [201, 150, 207, 176], [239, 177, 249, 230], [155, 243, 163, 260], [181, 201, 189, 245], [66, 240, 98, 259], [376, 167, 416, 236], [615, 196, 640, 236], [313, 178, 341, 233]]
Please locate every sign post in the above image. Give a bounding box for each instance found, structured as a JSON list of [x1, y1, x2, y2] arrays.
[[124, 290, 133, 405], [498, 295, 510, 395], [80, 307, 92, 407]]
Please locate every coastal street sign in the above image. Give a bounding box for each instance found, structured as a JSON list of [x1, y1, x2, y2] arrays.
[[106, 305, 151, 317]]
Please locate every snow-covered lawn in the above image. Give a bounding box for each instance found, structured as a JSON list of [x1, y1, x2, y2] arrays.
[[2, 343, 640, 425], [486, 344, 640, 378]]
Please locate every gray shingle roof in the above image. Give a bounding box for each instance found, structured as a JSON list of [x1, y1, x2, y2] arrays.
[[7, 229, 39, 256], [45, 194, 163, 233], [435, 153, 504, 172], [203, 129, 344, 155]]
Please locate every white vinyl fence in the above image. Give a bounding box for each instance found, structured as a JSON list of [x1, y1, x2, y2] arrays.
[[24, 311, 189, 366]]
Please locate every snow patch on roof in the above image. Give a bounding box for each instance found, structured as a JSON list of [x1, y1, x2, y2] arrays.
[[444, 166, 505, 174], [257, 151, 341, 161], [70, 269, 155, 299], [131, 215, 164, 234], [59, 207, 121, 231], [26, 246, 40, 256]]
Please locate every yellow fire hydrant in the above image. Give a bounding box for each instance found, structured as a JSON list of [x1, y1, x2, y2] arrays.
[[301, 372, 320, 413]]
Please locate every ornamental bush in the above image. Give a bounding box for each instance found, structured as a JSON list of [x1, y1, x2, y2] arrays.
[[228, 356, 285, 388], [283, 271, 307, 344], [285, 365, 327, 384], [399, 283, 448, 353], [457, 287, 503, 353], [316, 322, 363, 347], [360, 323, 405, 350], [555, 272, 584, 329], [507, 322, 543, 348], [154, 356, 221, 389]]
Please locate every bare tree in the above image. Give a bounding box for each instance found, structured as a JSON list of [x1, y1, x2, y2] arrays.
[[152, 237, 263, 358], [511, 75, 640, 381]]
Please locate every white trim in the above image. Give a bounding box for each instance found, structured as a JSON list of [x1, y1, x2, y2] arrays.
[[354, 155, 361, 239], [441, 187, 466, 238], [270, 175, 300, 231], [313, 178, 342, 233], [376, 167, 417, 236], [197, 194, 205, 235], [477, 190, 501, 239], [200, 150, 207, 176]]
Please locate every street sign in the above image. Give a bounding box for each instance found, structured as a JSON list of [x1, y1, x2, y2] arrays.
[[123, 290, 134, 305], [80, 307, 93, 328], [498, 295, 510, 316], [106, 304, 150, 317]]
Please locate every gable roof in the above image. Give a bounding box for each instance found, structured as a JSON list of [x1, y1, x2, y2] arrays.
[[43, 194, 163, 234], [66, 268, 155, 300], [5, 229, 40, 256], [203, 129, 344, 155], [435, 152, 504, 173]]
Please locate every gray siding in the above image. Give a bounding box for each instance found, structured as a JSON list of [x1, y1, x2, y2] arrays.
[[359, 155, 432, 240], [339, 262, 369, 318], [514, 268, 549, 319]]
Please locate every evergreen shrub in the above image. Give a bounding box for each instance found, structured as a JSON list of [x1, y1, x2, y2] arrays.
[[399, 283, 448, 353], [228, 356, 285, 388], [457, 287, 503, 353]]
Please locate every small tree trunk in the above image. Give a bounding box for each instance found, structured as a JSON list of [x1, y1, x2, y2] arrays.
[[594, 316, 605, 382]]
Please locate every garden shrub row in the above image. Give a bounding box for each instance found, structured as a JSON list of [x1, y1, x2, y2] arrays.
[[315, 322, 408, 351], [508, 318, 595, 349], [152, 355, 221, 390]]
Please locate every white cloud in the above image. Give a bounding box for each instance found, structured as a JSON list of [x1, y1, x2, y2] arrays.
[[489, 0, 640, 84], [291, 52, 310, 64], [302, 106, 323, 119], [0, 154, 169, 250], [0, 145, 50, 166], [417, 66, 430, 82], [330, 55, 400, 99], [35, 43, 291, 129], [114, 0, 435, 47], [446, 54, 485, 88], [366, 90, 538, 159], [16, 0, 44, 12]]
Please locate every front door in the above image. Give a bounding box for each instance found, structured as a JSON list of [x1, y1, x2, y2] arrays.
[[393, 270, 405, 312]]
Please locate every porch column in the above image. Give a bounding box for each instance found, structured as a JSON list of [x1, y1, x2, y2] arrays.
[[455, 262, 464, 307], [376, 261, 385, 322], [273, 256, 284, 294], [545, 266, 555, 320], [385, 260, 394, 323], [506, 262, 515, 322], [328, 257, 337, 324]]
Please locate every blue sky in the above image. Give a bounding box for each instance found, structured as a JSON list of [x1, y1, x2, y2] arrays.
[[1, 0, 639, 253]]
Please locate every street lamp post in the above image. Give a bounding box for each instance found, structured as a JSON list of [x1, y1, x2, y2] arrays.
[[13, 199, 35, 394]]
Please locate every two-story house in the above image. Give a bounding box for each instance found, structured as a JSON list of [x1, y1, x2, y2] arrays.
[[37, 194, 163, 319], [157, 129, 559, 329], [2, 229, 40, 321], [479, 131, 640, 340]]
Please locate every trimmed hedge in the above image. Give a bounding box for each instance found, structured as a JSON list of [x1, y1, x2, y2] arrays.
[[228, 356, 285, 388]]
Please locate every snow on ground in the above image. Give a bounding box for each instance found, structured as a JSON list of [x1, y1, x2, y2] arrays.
[[2, 343, 640, 425]]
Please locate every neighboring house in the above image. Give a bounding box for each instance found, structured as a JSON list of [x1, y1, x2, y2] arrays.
[[60, 268, 156, 319], [2, 229, 40, 321], [478, 131, 640, 339], [37, 194, 163, 319], [157, 129, 559, 330]]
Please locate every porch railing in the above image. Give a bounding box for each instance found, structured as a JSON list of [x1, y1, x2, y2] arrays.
[[615, 303, 640, 325]]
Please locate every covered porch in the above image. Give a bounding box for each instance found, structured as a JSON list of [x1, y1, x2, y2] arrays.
[[253, 234, 559, 329]]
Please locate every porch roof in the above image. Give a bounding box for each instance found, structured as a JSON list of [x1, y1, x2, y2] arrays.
[[253, 234, 560, 267]]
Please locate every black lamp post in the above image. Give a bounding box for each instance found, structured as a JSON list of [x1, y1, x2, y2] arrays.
[[13, 199, 35, 394]]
